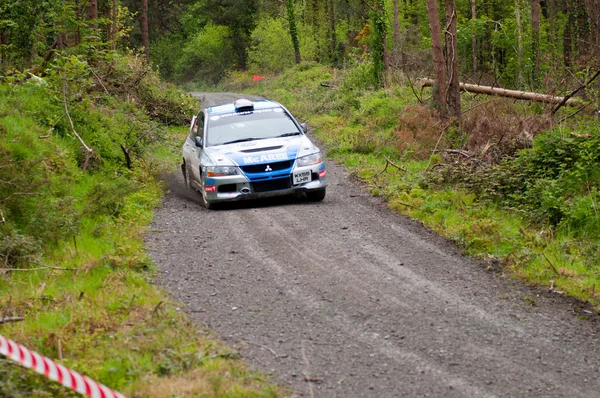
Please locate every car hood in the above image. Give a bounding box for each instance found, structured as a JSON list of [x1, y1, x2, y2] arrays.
[[202, 135, 319, 167]]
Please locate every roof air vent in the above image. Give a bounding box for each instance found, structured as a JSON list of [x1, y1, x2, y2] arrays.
[[234, 99, 254, 112]]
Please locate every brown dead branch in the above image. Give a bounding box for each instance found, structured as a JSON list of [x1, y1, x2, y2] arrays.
[[558, 99, 597, 124], [63, 81, 94, 170], [551, 70, 600, 116], [542, 252, 560, 275], [90, 68, 110, 95], [0, 192, 41, 203], [245, 340, 279, 357], [418, 78, 582, 106], [378, 156, 407, 176], [437, 149, 474, 158], [0, 317, 24, 325], [0, 261, 77, 272]]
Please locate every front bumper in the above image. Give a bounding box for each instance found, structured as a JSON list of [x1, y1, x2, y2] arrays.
[[203, 162, 326, 203]]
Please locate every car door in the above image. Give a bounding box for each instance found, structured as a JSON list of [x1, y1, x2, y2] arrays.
[[189, 111, 205, 184], [183, 111, 205, 186]]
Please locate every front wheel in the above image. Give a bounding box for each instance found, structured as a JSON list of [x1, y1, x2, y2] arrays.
[[183, 163, 192, 190], [306, 188, 326, 202], [201, 189, 215, 210]]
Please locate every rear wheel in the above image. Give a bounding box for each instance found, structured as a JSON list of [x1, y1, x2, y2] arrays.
[[306, 188, 326, 202]]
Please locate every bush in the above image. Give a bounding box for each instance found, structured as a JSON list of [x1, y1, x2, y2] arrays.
[[248, 17, 295, 74], [177, 24, 235, 84], [430, 120, 600, 237]]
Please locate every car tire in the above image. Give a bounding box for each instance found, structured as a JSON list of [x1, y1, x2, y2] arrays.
[[306, 188, 326, 202], [183, 163, 192, 190], [201, 190, 214, 210]]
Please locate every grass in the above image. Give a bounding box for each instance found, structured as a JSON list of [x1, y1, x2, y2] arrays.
[[225, 63, 600, 311], [0, 81, 284, 397]]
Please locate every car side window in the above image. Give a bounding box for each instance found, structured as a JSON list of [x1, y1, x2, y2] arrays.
[[190, 113, 205, 147], [195, 113, 204, 139]]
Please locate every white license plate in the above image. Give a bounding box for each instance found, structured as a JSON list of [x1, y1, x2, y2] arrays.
[[293, 170, 312, 185]]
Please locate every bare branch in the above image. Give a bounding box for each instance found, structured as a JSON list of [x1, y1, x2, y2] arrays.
[[0, 192, 41, 203], [0, 317, 24, 325], [1, 261, 77, 272], [551, 70, 600, 116], [63, 80, 94, 170], [90, 68, 110, 95]]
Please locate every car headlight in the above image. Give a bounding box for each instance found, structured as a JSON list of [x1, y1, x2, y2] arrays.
[[206, 166, 239, 177], [296, 152, 323, 167]]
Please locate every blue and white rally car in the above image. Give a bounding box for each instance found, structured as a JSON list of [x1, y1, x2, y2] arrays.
[[182, 99, 327, 209]]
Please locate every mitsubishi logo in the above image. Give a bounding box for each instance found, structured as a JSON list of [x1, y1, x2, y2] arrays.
[[265, 165, 272, 172]]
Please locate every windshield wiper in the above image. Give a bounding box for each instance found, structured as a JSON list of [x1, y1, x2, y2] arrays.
[[222, 137, 258, 145], [275, 132, 301, 138]]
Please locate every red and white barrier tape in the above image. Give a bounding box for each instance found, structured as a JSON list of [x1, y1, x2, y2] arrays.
[[0, 334, 127, 398]]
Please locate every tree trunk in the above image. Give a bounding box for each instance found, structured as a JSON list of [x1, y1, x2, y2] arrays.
[[286, 0, 302, 64], [371, 0, 387, 87], [0, 31, 6, 65], [112, 0, 118, 49], [141, 0, 149, 62], [393, 0, 400, 48], [586, 0, 600, 117], [88, 0, 98, 20], [445, 0, 461, 124], [516, 0, 524, 86], [419, 78, 583, 106], [426, 0, 448, 119], [328, 0, 337, 65], [472, 0, 477, 78], [531, 0, 541, 83], [563, 0, 572, 67]]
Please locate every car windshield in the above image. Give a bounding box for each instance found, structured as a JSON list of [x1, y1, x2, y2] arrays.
[[206, 108, 301, 146]]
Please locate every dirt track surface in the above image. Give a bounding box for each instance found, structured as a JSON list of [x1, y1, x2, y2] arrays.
[[146, 93, 600, 397]]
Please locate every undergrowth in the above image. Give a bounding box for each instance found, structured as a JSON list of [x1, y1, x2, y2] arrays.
[[0, 55, 282, 397], [226, 63, 600, 310]]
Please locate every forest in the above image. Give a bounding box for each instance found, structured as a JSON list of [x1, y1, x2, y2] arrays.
[[1, 0, 600, 396]]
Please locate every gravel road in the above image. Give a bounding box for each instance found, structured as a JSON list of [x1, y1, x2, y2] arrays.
[[146, 93, 600, 397]]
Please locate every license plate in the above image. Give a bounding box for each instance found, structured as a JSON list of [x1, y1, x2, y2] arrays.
[[293, 170, 312, 185]]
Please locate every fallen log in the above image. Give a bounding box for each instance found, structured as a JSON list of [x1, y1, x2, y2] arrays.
[[418, 78, 582, 107]]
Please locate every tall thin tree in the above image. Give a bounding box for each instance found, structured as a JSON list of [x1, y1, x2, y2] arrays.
[[141, 0, 149, 61], [425, 0, 448, 119], [445, 0, 461, 124], [286, 0, 301, 64], [471, 0, 477, 78], [531, 0, 541, 83]]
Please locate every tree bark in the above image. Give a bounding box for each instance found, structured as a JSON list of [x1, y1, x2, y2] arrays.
[[563, 0, 572, 67], [426, 0, 448, 119], [445, 0, 461, 124], [0, 31, 6, 65], [112, 0, 118, 49], [531, 0, 541, 82], [88, 0, 98, 20], [586, 0, 600, 117], [286, 0, 302, 64], [516, 0, 524, 86], [393, 0, 400, 48], [328, 0, 337, 65], [141, 0, 149, 62], [472, 0, 477, 78], [419, 78, 583, 106]]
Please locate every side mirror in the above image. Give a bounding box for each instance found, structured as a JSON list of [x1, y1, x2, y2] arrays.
[[195, 136, 203, 147], [300, 123, 308, 133]]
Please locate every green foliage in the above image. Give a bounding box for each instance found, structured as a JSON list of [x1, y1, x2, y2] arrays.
[[248, 17, 295, 74], [429, 121, 600, 240], [369, 1, 387, 88], [177, 23, 235, 84]]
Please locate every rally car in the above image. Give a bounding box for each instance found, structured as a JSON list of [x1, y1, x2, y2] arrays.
[[182, 99, 327, 209]]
